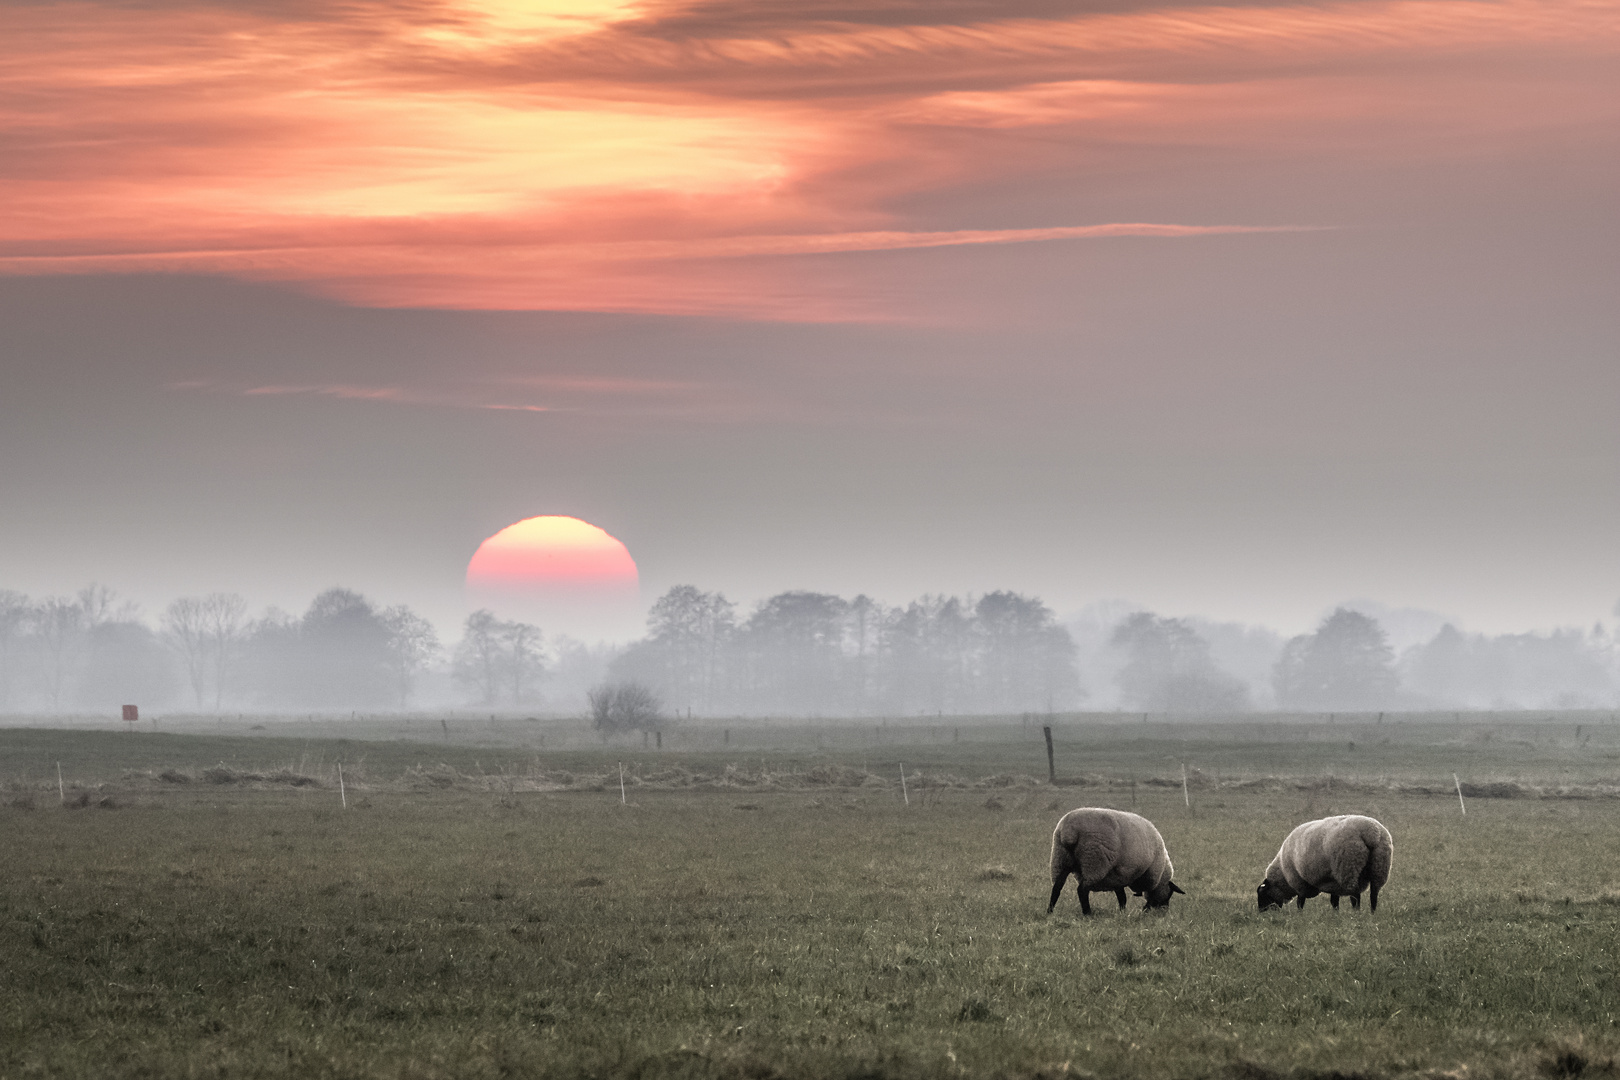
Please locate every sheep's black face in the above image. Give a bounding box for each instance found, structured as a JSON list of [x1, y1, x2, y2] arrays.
[[1145, 881, 1185, 910], [1257, 881, 1288, 911]]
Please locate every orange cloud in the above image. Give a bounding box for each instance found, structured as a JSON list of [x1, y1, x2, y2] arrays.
[[1, 0, 1613, 318]]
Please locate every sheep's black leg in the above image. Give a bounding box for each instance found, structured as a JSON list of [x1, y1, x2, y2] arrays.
[[1115, 888, 1128, 910], [1078, 888, 1093, 916], [1330, 894, 1340, 910], [1047, 877, 1067, 914], [1296, 895, 1306, 909], [1369, 883, 1380, 913], [1350, 893, 1360, 910]]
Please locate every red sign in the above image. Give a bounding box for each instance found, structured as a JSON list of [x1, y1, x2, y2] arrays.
[[122, 704, 138, 722]]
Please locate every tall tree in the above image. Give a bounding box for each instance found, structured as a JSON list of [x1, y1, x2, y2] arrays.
[[742, 591, 849, 714], [975, 591, 1082, 713], [162, 597, 210, 708], [380, 605, 441, 708], [845, 594, 881, 705], [641, 585, 735, 714], [79, 618, 177, 710], [499, 620, 545, 704], [34, 596, 87, 710], [879, 595, 974, 715], [238, 607, 296, 707], [1273, 608, 1398, 710], [201, 593, 247, 710], [297, 588, 393, 708], [1112, 612, 1247, 712], [0, 590, 32, 711], [453, 609, 504, 706], [75, 583, 130, 628]]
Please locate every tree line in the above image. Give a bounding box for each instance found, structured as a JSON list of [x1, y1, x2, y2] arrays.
[[608, 586, 1083, 717], [0, 585, 447, 712], [1, 582, 1614, 714], [1103, 606, 1618, 712]]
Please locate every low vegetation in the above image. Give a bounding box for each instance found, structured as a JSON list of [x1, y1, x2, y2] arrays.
[[5, 719, 1620, 1079]]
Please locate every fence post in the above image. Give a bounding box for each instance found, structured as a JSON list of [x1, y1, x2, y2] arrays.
[[1043, 725, 1055, 783]]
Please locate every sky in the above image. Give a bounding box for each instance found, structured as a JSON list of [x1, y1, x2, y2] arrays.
[[1, 0, 1617, 641]]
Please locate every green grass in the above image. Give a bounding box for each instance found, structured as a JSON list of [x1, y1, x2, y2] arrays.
[[6, 723, 1620, 1079]]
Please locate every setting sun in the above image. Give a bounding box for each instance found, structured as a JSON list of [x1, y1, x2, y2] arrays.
[[466, 515, 638, 593]]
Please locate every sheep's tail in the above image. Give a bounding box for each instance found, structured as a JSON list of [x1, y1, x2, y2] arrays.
[[1368, 828, 1393, 890], [1332, 828, 1379, 896]]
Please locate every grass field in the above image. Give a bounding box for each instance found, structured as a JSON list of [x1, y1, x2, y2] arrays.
[[6, 718, 1620, 1079]]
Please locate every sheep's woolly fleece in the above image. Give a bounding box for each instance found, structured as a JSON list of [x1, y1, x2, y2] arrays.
[[1048, 807, 1180, 912], [1262, 814, 1393, 908]]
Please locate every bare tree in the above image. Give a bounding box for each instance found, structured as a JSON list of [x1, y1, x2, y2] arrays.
[[499, 620, 545, 705], [34, 596, 86, 711], [161, 593, 246, 710], [453, 610, 503, 706], [161, 597, 210, 708], [76, 583, 131, 628], [201, 593, 247, 710], [380, 605, 440, 707], [0, 590, 31, 711]]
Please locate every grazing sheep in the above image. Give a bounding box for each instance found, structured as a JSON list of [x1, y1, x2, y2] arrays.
[[1047, 808, 1185, 915], [1257, 814, 1393, 913]]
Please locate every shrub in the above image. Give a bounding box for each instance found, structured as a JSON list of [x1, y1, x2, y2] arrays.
[[586, 680, 664, 737]]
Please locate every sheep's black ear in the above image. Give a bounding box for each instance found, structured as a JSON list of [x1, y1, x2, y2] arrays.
[[1170, 882, 1186, 895]]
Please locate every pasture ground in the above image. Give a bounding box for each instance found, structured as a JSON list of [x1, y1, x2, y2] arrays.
[[5, 717, 1620, 1079]]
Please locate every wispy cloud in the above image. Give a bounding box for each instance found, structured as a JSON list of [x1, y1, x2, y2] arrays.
[[1, 222, 1319, 317], [241, 384, 408, 402], [0, 220, 1311, 267], [169, 374, 783, 420]]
